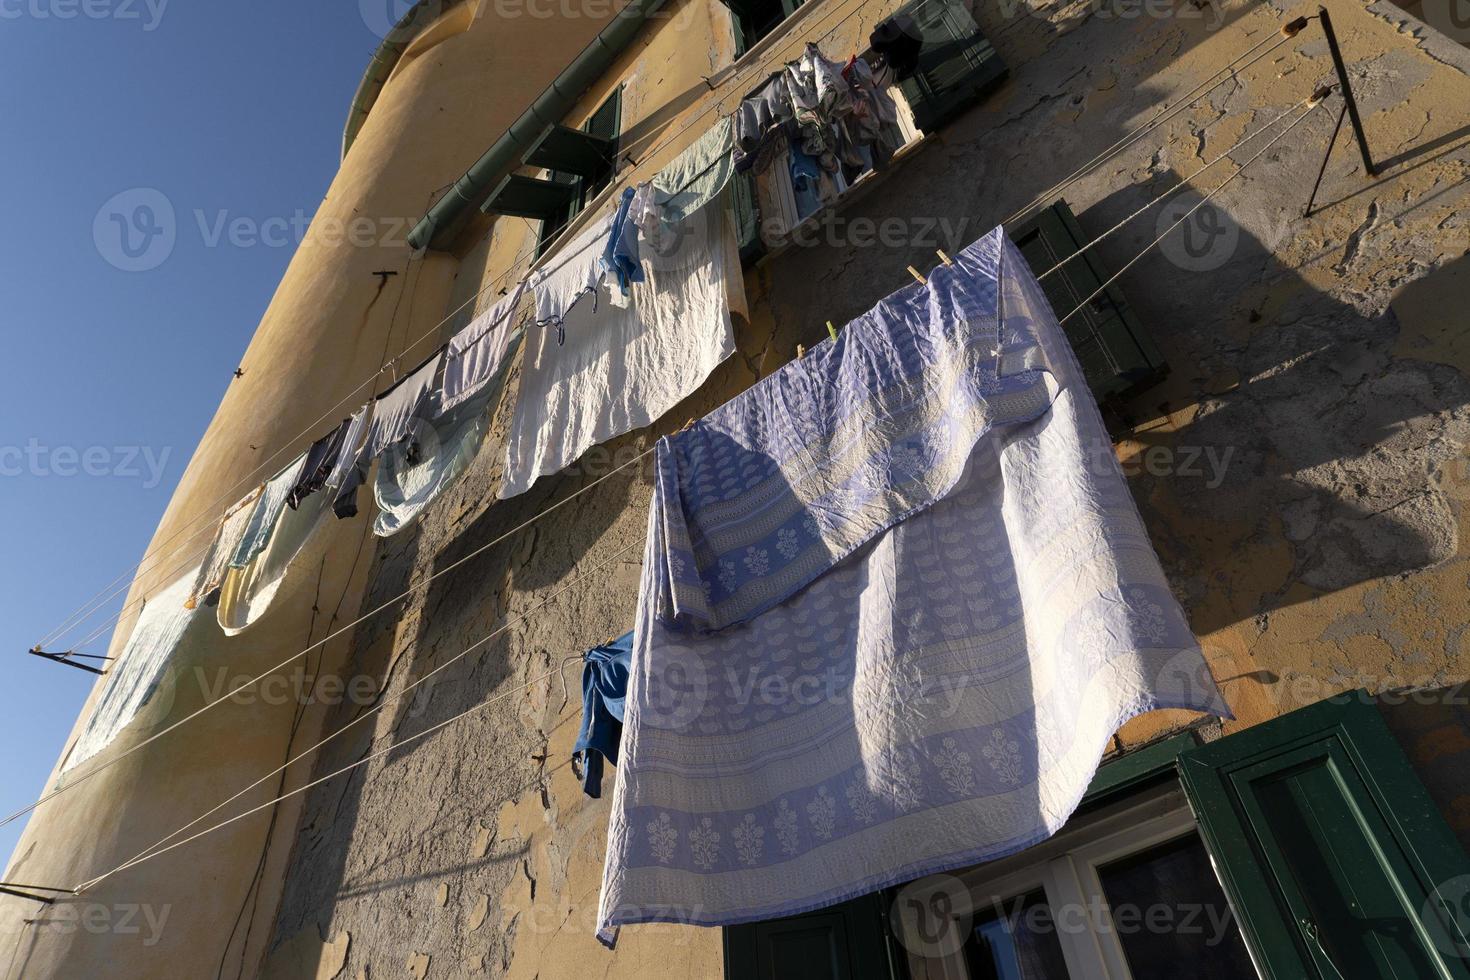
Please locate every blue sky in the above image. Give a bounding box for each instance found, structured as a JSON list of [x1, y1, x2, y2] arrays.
[[0, 2, 406, 870]]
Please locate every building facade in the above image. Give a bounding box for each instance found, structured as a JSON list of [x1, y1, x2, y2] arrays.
[[6, 0, 1470, 976]]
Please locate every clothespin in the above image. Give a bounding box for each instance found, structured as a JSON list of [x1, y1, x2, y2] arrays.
[[907, 265, 927, 286], [936, 249, 953, 267], [826, 321, 839, 341], [797, 344, 808, 359], [678, 417, 697, 433]]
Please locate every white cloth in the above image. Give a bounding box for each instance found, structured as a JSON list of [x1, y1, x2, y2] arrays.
[[229, 456, 304, 569], [594, 227, 1230, 941], [502, 201, 736, 499], [373, 384, 501, 537], [325, 402, 372, 492], [64, 570, 200, 773], [216, 451, 325, 635], [188, 487, 262, 608], [441, 283, 527, 414]]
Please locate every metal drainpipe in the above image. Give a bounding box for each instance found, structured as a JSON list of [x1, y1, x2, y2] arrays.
[[406, 0, 668, 252]]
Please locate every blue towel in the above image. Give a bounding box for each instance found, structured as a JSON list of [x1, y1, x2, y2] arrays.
[[572, 631, 634, 799], [600, 188, 644, 297]]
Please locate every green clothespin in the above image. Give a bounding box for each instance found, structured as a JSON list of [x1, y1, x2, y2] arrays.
[[826, 321, 838, 341]]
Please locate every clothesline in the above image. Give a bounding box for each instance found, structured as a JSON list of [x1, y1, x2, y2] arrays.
[[1035, 89, 1323, 284], [0, 445, 655, 830], [31, 10, 1302, 657], [11, 13, 1321, 834], [51, 93, 1323, 887], [74, 538, 642, 894]]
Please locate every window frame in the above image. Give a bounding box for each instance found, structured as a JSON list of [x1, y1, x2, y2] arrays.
[[894, 783, 1255, 980]]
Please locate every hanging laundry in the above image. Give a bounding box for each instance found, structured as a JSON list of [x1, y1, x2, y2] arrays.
[[335, 351, 443, 519], [788, 144, 825, 220], [502, 199, 737, 500], [288, 416, 355, 510], [187, 486, 263, 609], [572, 632, 634, 800], [629, 117, 736, 241], [66, 569, 200, 772], [784, 42, 850, 171], [440, 282, 527, 415], [216, 452, 321, 635], [600, 187, 645, 300], [732, 73, 794, 170], [229, 456, 306, 570], [839, 56, 900, 154], [595, 226, 1229, 944], [372, 381, 505, 537]]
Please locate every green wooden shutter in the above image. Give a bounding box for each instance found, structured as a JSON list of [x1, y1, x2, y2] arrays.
[[892, 0, 1007, 134], [1010, 199, 1168, 400], [724, 892, 905, 980], [732, 170, 764, 265], [1179, 693, 1470, 980]]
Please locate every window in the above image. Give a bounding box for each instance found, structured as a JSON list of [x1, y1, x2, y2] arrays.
[[539, 87, 623, 252], [1179, 694, 1470, 979], [723, 892, 906, 980], [725, 696, 1470, 980], [893, 783, 1257, 979], [876, 0, 1008, 134], [1010, 199, 1167, 401], [728, 0, 806, 56], [731, 76, 923, 262]]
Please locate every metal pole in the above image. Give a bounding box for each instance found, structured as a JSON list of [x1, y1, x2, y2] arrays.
[[0, 888, 54, 906], [25, 649, 106, 677], [1319, 7, 1377, 176], [1305, 102, 1349, 216]]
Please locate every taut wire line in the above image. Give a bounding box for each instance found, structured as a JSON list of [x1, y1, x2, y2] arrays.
[[76, 538, 641, 894], [0, 443, 655, 830], [1057, 94, 1328, 328], [1001, 25, 1302, 231], [34, 8, 1304, 653], [1036, 90, 1319, 283]]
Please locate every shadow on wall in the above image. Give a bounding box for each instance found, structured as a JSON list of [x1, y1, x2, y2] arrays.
[[1105, 211, 1470, 636], [752, 0, 1470, 640]]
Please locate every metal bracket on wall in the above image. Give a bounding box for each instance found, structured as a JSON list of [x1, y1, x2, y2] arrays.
[[1305, 6, 1378, 216], [0, 885, 68, 905], [25, 648, 108, 676]]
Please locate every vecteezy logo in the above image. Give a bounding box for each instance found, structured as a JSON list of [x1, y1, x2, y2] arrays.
[[1424, 875, 1470, 958], [1421, 0, 1470, 44], [889, 874, 973, 958], [1156, 194, 1239, 273], [93, 188, 176, 272], [359, 0, 443, 40]]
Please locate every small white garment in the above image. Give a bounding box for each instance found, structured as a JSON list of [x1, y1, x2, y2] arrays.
[[441, 283, 527, 414], [373, 384, 501, 537], [229, 456, 305, 569], [325, 402, 372, 491], [503, 201, 736, 499], [188, 487, 262, 608], [217, 451, 325, 635], [64, 570, 200, 773], [365, 350, 445, 459]]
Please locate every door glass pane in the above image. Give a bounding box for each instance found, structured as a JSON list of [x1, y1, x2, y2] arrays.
[[1096, 832, 1257, 979], [964, 889, 1072, 980]]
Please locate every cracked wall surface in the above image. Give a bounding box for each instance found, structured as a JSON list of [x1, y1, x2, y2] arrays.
[[255, 0, 1470, 977]]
